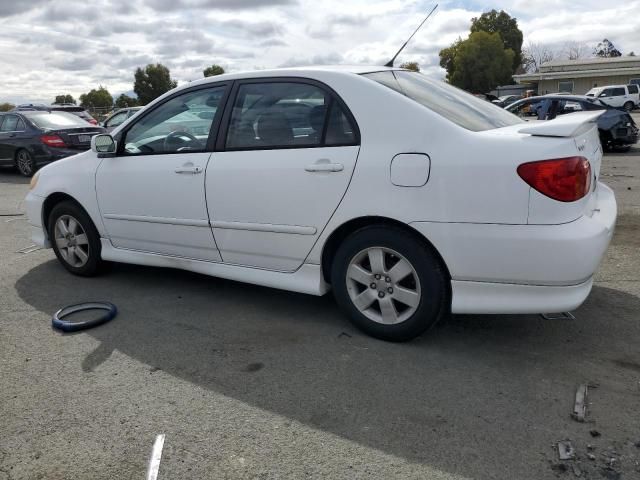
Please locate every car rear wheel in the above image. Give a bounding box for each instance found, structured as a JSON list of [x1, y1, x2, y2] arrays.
[[15, 149, 35, 177], [48, 201, 103, 276], [623, 101, 634, 112], [331, 226, 448, 342]]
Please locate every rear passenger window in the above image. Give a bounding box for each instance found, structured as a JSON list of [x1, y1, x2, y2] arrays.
[[611, 88, 626, 96], [0, 115, 19, 132], [225, 81, 358, 150]]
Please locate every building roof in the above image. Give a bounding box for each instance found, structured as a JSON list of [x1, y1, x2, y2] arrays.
[[513, 56, 640, 84], [542, 56, 639, 68]]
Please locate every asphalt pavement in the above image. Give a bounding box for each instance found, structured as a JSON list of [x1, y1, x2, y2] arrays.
[[0, 143, 639, 479]]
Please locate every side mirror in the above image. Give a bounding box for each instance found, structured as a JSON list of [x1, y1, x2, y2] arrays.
[[91, 134, 117, 157], [599, 92, 607, 98]]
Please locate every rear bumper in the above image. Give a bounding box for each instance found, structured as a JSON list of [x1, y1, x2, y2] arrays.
[[450, 277, 594, 314], [34, 147, 86, 166], [410, 183, 616, 313]]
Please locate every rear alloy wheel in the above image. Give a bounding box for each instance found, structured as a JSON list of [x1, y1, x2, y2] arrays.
[[623, 101, 634, 112], [15, 149, 35, 177], [48, 201, 103, 276], [331, 226, 448, 342]]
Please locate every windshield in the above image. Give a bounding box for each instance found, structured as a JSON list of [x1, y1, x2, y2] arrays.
[[362, 71, 523, 131], [26, 111, 89, 129]]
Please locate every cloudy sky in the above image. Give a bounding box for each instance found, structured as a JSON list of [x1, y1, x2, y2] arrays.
[[1, 0, 639, 104]]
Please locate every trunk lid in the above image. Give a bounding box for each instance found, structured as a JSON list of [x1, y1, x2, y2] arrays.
[[49, 127, 104, 150]]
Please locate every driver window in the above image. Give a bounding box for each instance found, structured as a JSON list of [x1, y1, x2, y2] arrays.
[[123, 86, 225, 155]]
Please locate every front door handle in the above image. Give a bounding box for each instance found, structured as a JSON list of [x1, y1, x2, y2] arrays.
[[305, 162, 344, 172], [174, 166, 203, 174]]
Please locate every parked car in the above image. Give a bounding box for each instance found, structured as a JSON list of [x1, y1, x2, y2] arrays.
[[50, 104, 98, 125], [506, 95, 638, 150], [0, 110, 104, 176], [101, 107, 142, 132], [12, 103, 50, 112], [491, 95, 523, 108], [585, 85, 639, 111], [25, 66, 616, 341]]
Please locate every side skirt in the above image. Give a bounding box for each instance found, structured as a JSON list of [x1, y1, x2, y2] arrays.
[[99, 239, 330, 296]]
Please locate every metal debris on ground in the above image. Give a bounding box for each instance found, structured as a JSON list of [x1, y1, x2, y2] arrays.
[[558, 440, 575, 460], [146, 434, 166, 480], [571, 384, 588, 422], [541, 311, 576, 321], [15, 244, 42, 254], [590, 430, 601, 437], [588, 453, 596, 460]]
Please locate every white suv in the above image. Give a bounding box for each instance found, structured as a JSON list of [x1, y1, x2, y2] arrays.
[[586, 84, 639, 111]]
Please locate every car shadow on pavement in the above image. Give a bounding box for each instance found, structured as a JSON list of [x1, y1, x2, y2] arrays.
[[15, 260, 640, 479], [0, 170, 29, 184]]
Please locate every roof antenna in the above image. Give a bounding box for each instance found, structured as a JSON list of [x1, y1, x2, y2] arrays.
[[384, 4, 438, 68]]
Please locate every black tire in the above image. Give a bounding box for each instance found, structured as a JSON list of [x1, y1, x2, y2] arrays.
[[15, 149, 36, 177], [331, 225, 449, 342], [623, 101, 634, 112], [48, 201, 103, 277]]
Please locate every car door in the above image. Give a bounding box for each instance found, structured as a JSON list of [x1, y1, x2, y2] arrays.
[[599, 87, 626, 107], [206, 79, 360, 271], [96, 83, 229, 261], [0, 114, 24, 164]]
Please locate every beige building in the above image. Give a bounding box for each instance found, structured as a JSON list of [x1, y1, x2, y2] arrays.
[[513, 56, 640, 95]]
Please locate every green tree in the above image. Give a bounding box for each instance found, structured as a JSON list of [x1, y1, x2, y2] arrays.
[[449, 31, 514, 93], [114, 93, 139, 108], [0, 102, 15, 112], [203, 64, 225, 77], [470, 9, 523, 72], [134, 63, 177, 105], [54, 94, 75, 105], [79, 86, 113, 109], [399, 61, 420, 72], [439, 38, 462, 80]]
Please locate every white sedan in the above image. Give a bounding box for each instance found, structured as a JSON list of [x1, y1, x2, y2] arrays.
[[25, 66, 616, 341]]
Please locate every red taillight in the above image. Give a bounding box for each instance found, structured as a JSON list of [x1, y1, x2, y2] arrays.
[[40, 134, 66, 148], [517, 156, 591, 202]]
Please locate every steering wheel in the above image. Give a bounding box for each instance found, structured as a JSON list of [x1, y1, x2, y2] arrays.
[[163, 130, 200, 152]]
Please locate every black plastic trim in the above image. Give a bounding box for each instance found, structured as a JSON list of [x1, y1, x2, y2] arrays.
[[52, 301, 118, 332]]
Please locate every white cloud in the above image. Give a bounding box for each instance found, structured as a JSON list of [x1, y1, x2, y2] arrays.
[[0, 0, 639, 104]]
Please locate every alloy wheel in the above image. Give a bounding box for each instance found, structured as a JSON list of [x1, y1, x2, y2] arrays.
[[54, 215, 90, 268], [16, 150, 34, 176], [345, 247, 421, 325]]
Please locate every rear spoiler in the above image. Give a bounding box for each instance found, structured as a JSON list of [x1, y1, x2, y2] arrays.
[[518, 111, 604, 138]]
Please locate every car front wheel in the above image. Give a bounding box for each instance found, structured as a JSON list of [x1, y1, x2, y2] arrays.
[[331, 226, 448, 342], [48, 201, 103, 276]]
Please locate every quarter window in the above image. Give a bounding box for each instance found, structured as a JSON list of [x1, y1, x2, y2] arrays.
[[123, 86, 225, 155], [628, 84, 639, 94], [225, 82, 357, 150]]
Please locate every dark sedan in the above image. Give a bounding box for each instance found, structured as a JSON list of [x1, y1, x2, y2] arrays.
[[0, 111, 104, 176], [506, 95, 638, 151]]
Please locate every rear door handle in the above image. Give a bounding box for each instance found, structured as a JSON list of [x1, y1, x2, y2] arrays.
[[174, 166, 202, 174], [305, 162, 344, 172]]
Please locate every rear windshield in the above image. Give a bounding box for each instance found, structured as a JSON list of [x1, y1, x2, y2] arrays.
[[362, 71, 523, 131], [25, 111, 89, 129]]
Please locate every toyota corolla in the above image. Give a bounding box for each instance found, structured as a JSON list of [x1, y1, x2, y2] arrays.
[[25, 66, 617, 341]]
